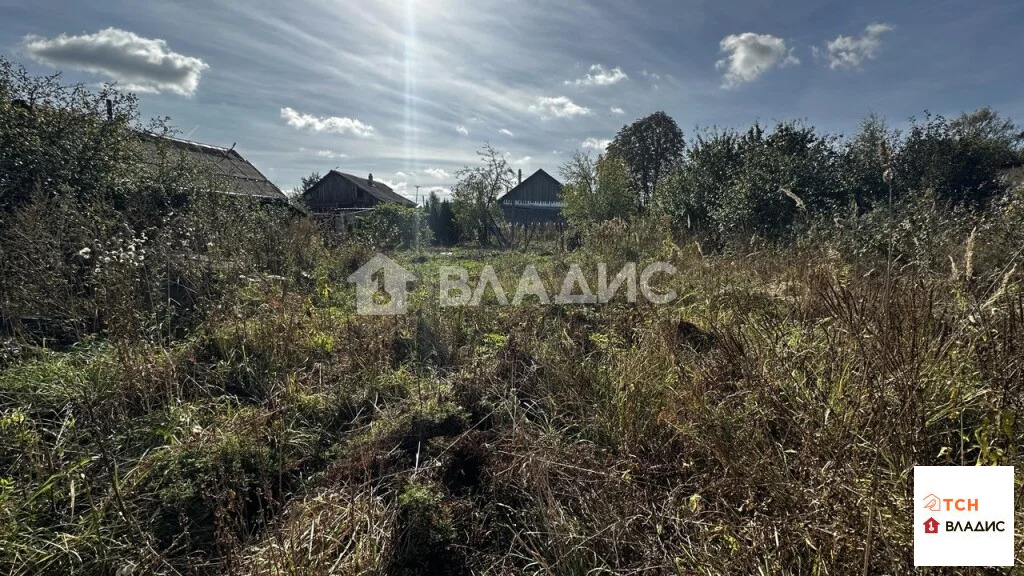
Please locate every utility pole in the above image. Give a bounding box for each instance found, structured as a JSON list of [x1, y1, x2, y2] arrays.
[[415, 185, 421, 251]]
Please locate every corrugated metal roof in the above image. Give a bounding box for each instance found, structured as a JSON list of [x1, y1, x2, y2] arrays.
[[136, 134, 287, 201]]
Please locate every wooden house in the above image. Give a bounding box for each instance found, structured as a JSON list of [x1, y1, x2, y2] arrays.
[[497, 169, 564, 246], [302, 171, 416, 233], [303, 171, 415, 212], [497, 169, 564, 224]]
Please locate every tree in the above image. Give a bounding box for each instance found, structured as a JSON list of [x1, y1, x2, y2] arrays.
[[451, 143, 514, 244], [655, 121, 843, 242], [560, 151, 635, 231], [896, 109, 1023, 206], [607, 111, 684, 210], [357, 203, 431, 249], [295, 171, 321, 197], [838, 114, 899, 212], [425, 191, 460, 245], [0, 57, 142, 215]]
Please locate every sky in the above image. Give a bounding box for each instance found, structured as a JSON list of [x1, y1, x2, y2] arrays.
[[2, 0, 1023, 201]]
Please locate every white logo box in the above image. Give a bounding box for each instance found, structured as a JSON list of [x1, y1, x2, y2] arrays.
[[914, 466, 1015, 567]]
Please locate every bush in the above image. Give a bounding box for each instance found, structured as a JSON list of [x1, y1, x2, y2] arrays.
[[357, 203, 431, 250]]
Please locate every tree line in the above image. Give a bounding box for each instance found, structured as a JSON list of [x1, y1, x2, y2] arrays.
[[562, 108, 1024, 246]]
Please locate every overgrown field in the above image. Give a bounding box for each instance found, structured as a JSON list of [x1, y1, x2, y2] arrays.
[[2, 56, 1023, 575], [2, 236, 1022, 575]]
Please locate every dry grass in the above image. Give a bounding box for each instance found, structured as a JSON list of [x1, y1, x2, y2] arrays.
[[2, 232, 1023, 575]]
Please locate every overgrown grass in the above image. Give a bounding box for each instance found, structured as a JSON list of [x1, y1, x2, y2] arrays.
[[2, 227, 1023, 575]]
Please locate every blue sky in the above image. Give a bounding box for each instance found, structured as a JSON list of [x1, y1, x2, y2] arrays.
[[2, 0, 1022, 200]]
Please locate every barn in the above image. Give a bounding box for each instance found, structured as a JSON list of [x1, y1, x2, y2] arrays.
[[136, 133, 288, 203], [303, 171, 415, 212], [302, 171, 415, 231], [497, 169, 565, 246]]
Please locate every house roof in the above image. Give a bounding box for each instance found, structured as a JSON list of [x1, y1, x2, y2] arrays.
[[135, 133, 287, 202], [317, 171, 416, 206], [497, 169, 562, 204]]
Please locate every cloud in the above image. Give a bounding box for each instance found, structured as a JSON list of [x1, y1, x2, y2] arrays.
[[816, 23, 894, 70], [377, 178, 413, 200], [424, 167, 451, 179], [22, 27, 208, 96], [565, 64, 628, 87], [499, 128, 515, 137], [610, 106, 625, 115], [455, 125, 469, 136], [716, 33, 799, 88], [280, 107, 375, 137], [581, 138, 612, 151], [300, 147, 347, 159], [529, 96, 591, 119], [512, 156, 532, 165]]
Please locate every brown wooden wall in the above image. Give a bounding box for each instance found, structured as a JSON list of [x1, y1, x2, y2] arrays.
[[502, 171, 562, 203], [303, 173, 379, 213]]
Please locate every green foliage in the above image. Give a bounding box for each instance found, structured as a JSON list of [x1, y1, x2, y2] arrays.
[[560, 151, 636, 232], [896, 109, 1023, 206], [5, 56, 1024, 576], [357, 202, 431, 250], [425, 191, 461, 245], [655, 120, 842, 242], [608, 110, 685, 209], [0, 57, 141, 214], [0, 59, 309, 342], [295, 171, 321, 197]]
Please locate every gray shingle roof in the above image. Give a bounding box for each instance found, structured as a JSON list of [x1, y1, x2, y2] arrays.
[[136, 134, 287, 201]]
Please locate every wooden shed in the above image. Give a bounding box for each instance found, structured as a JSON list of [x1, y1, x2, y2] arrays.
[[302, 170, 415, 234], [302, 170, 415, 213]]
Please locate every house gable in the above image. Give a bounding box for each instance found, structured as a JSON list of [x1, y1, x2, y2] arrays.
[[499, 169, 563, 206], [303, 171, 415, 213]]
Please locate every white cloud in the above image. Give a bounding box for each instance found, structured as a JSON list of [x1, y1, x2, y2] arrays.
[[816, 23, 894, 70], [716, 33, 799, 88], [582, 138, 611, 151], [377, 178, 413, 200], [499, 128, 515, 137], [565, 64, 628, 87], [513, 156, 532, 165], [22, 27, 208, 96], [529, 96, 591, 119], [300, 147, 347, 159], [641, 70, 661, 82], [280, 107, 375, 137], [610, 106, 625, 115], [455, 125, 469, 136], [424, 167, 450, 179]]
